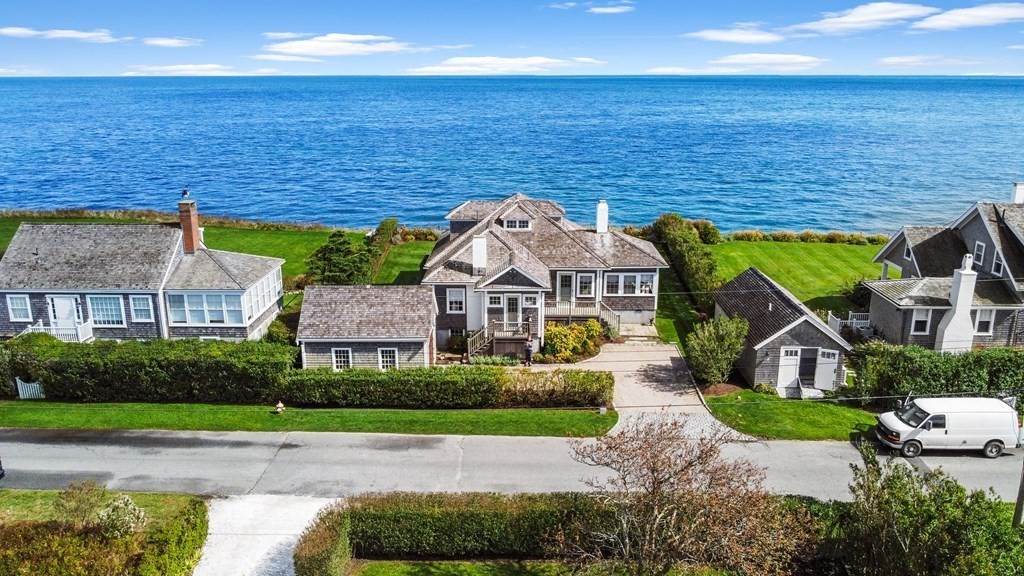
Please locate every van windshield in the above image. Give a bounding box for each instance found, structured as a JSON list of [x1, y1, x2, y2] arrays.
[[896, 402, 931, 428]]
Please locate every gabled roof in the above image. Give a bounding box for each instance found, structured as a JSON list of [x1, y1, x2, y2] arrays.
[[297, 285, 436, 341], [976, 203, 1024, 289], [165, 249, 284, 290], [0, 223, 182, 290], [445, 193, 565, 221], [713, 267, 851, 351], [863, 277, 1019, 308], [875, 226, 967, 278]]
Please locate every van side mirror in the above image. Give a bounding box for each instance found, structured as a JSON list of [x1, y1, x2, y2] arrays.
[[895, 400, 904, 409], [924, 421, 933, 431]]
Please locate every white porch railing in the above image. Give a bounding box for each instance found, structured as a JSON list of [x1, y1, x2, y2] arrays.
[[19, 320, 94, 343], [599, 302, 621, 335], [544, 300, 600, 318], [827, 312, 870, 334]]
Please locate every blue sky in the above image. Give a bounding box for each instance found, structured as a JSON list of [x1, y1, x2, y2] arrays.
[[2, 1, 1024, 75]]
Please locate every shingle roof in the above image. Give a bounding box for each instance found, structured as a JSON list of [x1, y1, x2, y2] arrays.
[[978, 203, 1024, 288], [714, 267, 850, 350], [863, 277, 1019, 307], [0, 223, 181, 290], [297, 285, 436, 341], [903, 226, 967, 277], [165, 249, 284, 290], [445, 193, 565, 221]]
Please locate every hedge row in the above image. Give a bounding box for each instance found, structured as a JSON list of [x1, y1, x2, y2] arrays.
[[367, 217, 399, 277], [729, 229, 890, 245], [136, 497, 209, 576], [293, 503, 351, 576], [653, 213, 719, 313], [849, 342, 1024, 409]]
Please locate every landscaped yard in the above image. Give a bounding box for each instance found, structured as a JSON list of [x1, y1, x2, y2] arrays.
[[709, 241, 882, 315], [655, 260, 699, 348], [0, 488, 196, 527], [0, 401, 617, 437], [203, 226, 348, 278], [705, 390, 877, 441], [373, 240, 435, 284]]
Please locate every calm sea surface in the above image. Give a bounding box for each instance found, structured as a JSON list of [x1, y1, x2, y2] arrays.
[[1, 76, 1023, 232]]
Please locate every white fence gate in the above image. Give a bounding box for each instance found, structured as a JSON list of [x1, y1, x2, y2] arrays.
[[15, 377, 44, 399]]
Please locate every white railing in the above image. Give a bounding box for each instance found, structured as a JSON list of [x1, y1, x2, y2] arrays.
[[491, 320, 532, 339], [827, 312, 870, 334], [544, 300, 600, 318], [19, 320, 94, 343], [599, 302, 621, 335]]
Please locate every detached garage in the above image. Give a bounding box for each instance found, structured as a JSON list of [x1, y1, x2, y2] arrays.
[[713, 268, 852, 398], [297, 285, 437, 370]]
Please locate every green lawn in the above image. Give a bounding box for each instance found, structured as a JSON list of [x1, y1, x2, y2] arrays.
[[655, 257, 699, 348], [374, 241, 435, 285], [203, 226, 358, 278], [709, 241, 882, 315], [0, 489, 197, 529], [0, 401, 617, 437], [705, 390, 878, 441]]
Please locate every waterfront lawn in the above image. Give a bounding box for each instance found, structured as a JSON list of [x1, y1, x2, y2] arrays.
[[202, 226, 351, 278], [655, 259, 699, 348], [706, 390, 877, 441], [709, 241, 881, 315], [0, 401, 617, 437], [373, 240, 435, 285]]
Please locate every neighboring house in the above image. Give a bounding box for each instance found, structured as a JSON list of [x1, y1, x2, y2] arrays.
[[713, 267, 852, 397], [867, 183, 1024, 352], [296, 285, 437, 370], [421, 193, 668, 356], [0, 200, 284, 342]]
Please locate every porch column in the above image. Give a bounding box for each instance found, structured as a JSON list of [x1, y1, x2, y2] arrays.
[[881, 262, 889, 280]]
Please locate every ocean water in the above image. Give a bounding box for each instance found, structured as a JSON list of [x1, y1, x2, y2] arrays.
[[0, 76, 1022, 233]]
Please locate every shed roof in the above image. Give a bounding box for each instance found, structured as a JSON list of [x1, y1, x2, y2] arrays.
[[297, 285, 436, 341]]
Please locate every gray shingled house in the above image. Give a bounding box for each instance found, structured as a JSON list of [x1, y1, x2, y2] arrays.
[[713, 268, 851, 397], [866, 183, 1024, 352], [422, 193, 668, 356], [0, 200, 284, 342], [297, 285, 437, 369]]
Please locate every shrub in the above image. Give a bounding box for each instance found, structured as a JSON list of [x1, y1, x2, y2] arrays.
[[470, 354, 520, 366], [135, 496, 208, 576], [54, 480, 107, 528], [263, 318, 295, 346], [768, 230, 798, 242], [691, 219, 722, 245], [867, 234, 890, 245], [346, 492, 602, 559], [280, 366, 505, 408], [731, 229, 768, 242], [0, 521, 143, 575], [798, 230, 826, 243], [654, 214, 720, 313], [621, 224, 654, 240], [825, 231, 850, 244], [397, 226, 440, 242], [305, 230, 374, 285], [499, 369, 614, 408], [685, 316, 749, 385], [293, 502, 351, 576], [97, 495, 147, 540], [447, 334, 468, 354], [542, 320, 603, 362]]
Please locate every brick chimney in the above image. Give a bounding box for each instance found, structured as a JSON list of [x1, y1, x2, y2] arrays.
[[178, 200, 201, 254]]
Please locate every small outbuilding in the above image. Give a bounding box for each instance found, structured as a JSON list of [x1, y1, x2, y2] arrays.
[[712, 268, 852, 397], [297, 285, 437, 370]]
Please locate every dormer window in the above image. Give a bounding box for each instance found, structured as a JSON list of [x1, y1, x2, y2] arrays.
[[904, 243, 912, 260], [973, 241, 986, 266], [503, 219, 531, 230], [993, 252, 1004, 276]]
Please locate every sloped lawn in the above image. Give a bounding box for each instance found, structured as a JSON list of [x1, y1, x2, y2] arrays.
[[373, 240, 435, 284], [706, 390, 877, 441]]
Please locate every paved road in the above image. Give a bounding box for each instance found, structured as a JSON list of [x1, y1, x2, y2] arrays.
[[1, 428, 1020, 501]]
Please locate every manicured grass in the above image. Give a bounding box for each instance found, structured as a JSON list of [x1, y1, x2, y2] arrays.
[[203, 226, 359, 278], [710, 241, 882, 315], [0, 401, 617, 437], [706, 390, 878, 441], [353, 561, 571, 576], [0, 489, 197, 529], [373, 240, 435, 285], [656, 254, 699, 348]]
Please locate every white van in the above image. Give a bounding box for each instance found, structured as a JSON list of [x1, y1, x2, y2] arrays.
[[876, 397, 1022, 458]]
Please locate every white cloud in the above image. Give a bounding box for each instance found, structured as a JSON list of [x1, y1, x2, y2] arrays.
[[250, 54, 324, 62], [877, 54, 980, 67], [549, 2, 578, 8], [407, 56, 606, 75], [1009, 44, 1024, 49], [0, 26, 132, 43], [143, 37, 203, 48], [912, 3, 1024, 30], [685, 24, 786, 44], [588, 5, 635, 14], [708, 53, 829, 71], [262, 32, 315, 40], [788, 2, 940, 35], [122, 64, 282, 76], [264, 33, 463, 57]]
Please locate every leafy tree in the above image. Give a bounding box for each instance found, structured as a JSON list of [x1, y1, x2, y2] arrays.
[[566, 416, 811, 576], [685, 316, 748, 385], [305, 231, 373, 285], [54, 480, 107, 529]]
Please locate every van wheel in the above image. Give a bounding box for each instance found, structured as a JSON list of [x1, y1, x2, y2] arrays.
[[900, 441, 922, 458], [983, 441, 1004, 459]]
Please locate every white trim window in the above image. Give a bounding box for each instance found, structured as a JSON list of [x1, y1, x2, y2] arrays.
[[974, 241, 986, 266], [447, 288, 466, 314], [167, 293, 245, 325], [87, 295, 125, 326], [449, 328, 467, 338], [503, 219, 531, 230], [993, 252, 1004, 276], [911, 308, 932, 335], [129, 295, 154, 323], [974, 309, 995, 335], [6, 294, 32, 322], [378, 347, 398, 370], [639, 273, 655, 295], [488, 295, 503, 307], [577, 274, 595, 297], [604, 273, 656, 296], [523, 295, 538, 307], [245, 270, 283, 321], [332, 348, 353, 371]]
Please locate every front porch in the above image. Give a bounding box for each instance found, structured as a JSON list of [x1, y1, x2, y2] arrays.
[[19, 320, 95, 343], [467, 320, 532, 356], [544, 300, 621, 334]]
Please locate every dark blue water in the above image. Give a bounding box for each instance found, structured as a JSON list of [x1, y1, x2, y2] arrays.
[[1, 76, 1023, 232]]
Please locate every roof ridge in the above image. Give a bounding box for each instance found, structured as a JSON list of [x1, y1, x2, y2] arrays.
[[425, 197, 518, 268]]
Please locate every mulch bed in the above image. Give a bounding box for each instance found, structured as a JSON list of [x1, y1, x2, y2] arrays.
[[702, 383, 744, 397]]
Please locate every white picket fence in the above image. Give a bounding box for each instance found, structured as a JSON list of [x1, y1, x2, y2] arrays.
[[15, 377, 44, 399]]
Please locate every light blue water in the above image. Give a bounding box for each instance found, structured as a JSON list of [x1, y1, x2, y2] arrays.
[[1, 76, 1022, 232]]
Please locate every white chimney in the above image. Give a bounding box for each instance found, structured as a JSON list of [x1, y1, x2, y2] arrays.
[[472, 234, 487, 275], [935, 254, 978, 353], [596, 200, 609, 234], [1013, 182, 1024, 204]]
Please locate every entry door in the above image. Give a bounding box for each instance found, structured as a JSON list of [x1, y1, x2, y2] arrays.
[[798, 349, 818, 387], [505, 294, 522, 330], [48, 296, 81, 328], [815, 349, 840, 391], [557, 273, 574, 302], [777, 347, 800, 388]]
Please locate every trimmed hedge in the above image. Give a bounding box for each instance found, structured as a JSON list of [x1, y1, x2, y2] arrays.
[[728, 229, 890, 245], [347, 493, 603, 559], [8, 334, 297, 403], [653, 213, 719, 314], [499, 369, 614, 408], [294, 502, 351, 576], [135, 497, 209, 576]]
